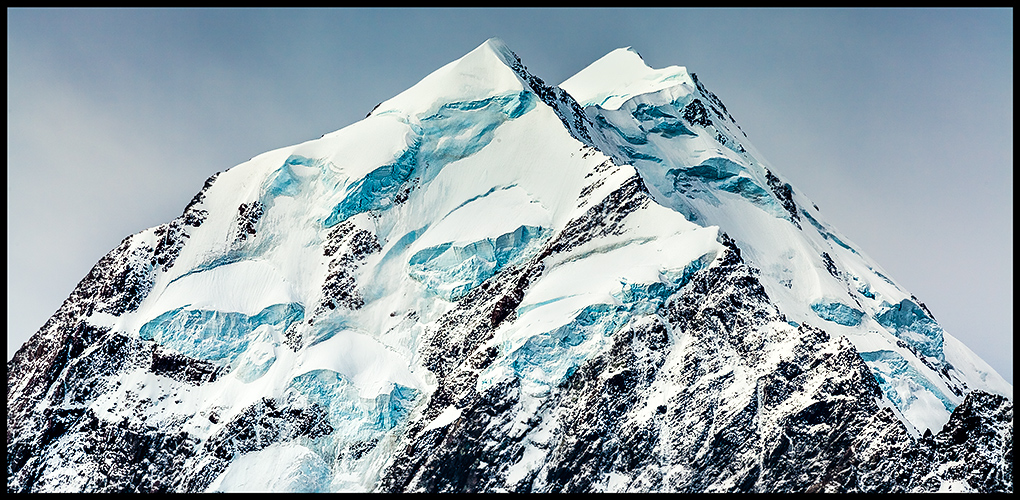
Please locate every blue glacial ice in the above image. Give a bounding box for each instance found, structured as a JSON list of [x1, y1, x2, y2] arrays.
[[619, 145, 663, 163], [139, 302, 304, 366], [325, 91, 536, 227], [876, 299, 944, 361], [631, 102, 678, 122], [262, 158, 307, 198], [593, 107, 783, 219], [166, 252, 246, 288], [647, 118, 696, 138], [810, 300, 865, 327], [848, 275, 876, 299], [615, 281, 673, 314], [802, 208, 827, 232], [324, 145, 419, 227], [630, 102, 696, 138], [508, 303, 631, 393], [857, 282, 876, 299], [594, 114, 648, 145], [716, 175, 773, 205], [507, 255, 711, 393], [301, 314, 353, 348], [281, 154, 320, 168], [288, 369, 419, 444], [669, 157, 743, 182], [260, 154, 339, 206], [614, 254, 709, 314], [409, 225, 551, 301], [379, 225, 429, 266], [667, 158, 787, 218], [859, 349, 956, 414]]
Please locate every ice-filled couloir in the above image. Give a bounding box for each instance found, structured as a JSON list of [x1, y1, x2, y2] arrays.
[[7, 38, 1012, 493]]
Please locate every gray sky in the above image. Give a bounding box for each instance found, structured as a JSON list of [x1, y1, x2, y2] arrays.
[[7, 8, 1012, 383]]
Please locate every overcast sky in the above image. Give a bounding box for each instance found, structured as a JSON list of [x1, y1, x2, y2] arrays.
[[7, 8, 1012, 383]]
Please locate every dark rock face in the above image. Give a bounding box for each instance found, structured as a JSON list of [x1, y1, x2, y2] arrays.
[[7, 173, 220, 488], [764, 168, 800, 228], [7, 330, 217, 492], [316, 219, 383, 317], [548, 172, 651, 255], [372, 176, 1014, 493], [377, 248, 1012, 491], [10, 406, 200, 493], [8, 371, 331, 493], [376, 173, 659, 493], [503, 49, 596, 148], [7, 174, 221, 493], [234, 201, 264, 242], [691, 72, 735, 125], [682, 98, 713, 128], [911, 391, 1013, 492]]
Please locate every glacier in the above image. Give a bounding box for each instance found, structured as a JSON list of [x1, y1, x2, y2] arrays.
[[6, 38, 1012, 493], [139, 302, 303, 366], [408, 224, 551, 301]]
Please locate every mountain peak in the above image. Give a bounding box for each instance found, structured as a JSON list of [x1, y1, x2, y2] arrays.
[[560, 46, 693, 110], [7, 38, 1012, 494], [477, 36, 517, 65], [371, 38, 528, 118]]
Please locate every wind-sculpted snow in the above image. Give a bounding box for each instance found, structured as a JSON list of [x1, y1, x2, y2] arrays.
[[7, 38, 1012, 494], [208, 442, 332, 492], [417, 91, 536, 170], [583, 91, 790, 223], [232, 326, 280, 383], [263, 157, 306, 198], [594, 114, 650, 145]]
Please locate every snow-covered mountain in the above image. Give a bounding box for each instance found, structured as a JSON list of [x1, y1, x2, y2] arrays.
[[7, 38, 1012, 493]]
